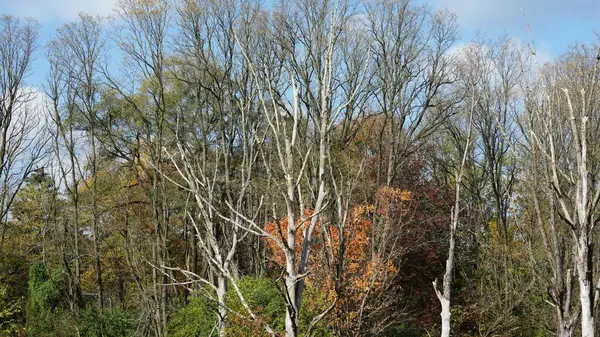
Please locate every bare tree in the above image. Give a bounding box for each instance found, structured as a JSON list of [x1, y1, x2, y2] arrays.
[[48, 13, 107, 309], [0, 15, 48, 252], [433, 88, 474, 337], [457, 37, 533, 336], [365, 0, 458, 187], [107, 0, 172, 334], [161, 1, 279, 336], [526, 42, 600, 337], [232, 0, 373, 335], [46, 41, 85, 310], [526, 130, 578, 337]]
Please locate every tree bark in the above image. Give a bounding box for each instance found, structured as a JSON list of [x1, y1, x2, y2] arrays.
[[578, 239, 594, 337], [216, 275, 227, 337], [434, 90, 474, 337]]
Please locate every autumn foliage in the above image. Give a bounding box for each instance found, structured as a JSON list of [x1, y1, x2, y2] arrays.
[[263, 187, 413, 335]]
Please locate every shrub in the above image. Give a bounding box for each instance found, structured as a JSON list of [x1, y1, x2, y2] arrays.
[[26, 262, 64, 336], [78, 308, 138, 337], [168, 294, 218, 337]]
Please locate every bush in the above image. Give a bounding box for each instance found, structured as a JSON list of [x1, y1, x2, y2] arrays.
[[169, 277, 335, 337], [0, 252, 29, 335], [168, 294, 219, 337], [225, 276, 286, 336], [78, 308, 138, 337], [26, 262, 64, 336], [169, 277, 286, 337], [382, 323, 422, 337]]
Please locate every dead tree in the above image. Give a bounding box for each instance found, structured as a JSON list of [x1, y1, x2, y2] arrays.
[[526, 43, 600, 337], [0, 15, 48, 252]]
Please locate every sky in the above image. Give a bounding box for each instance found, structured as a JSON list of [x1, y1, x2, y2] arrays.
[[434, 0, 599, 61], [0, 0, 598, 88], [0, 0, 119, 88]]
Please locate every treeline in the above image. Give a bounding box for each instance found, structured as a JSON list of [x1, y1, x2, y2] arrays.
[[0, 0, 599, 336]]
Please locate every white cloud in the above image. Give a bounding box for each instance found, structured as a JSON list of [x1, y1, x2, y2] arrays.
[[435, 0, 600, 30], [448, 36, 554, 69], [3, 0, 118, 22], [533, 42, 554, 65]]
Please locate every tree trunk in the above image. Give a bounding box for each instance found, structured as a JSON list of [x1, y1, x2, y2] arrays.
[[284, 307, 298, 337], [435, 91, 473, 337], [71, 144, 84, 309], [577, 238, 594, 337], [556, 317, 575, 337], [91, 132, 104, 309], [217, 276, 227, 337], [284, 259, 299, 337], [440, 298, 451, 337], [435, 221, 455, 337]]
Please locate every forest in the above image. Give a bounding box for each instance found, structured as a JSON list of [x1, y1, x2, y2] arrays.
[[0, 0, 598, 336]]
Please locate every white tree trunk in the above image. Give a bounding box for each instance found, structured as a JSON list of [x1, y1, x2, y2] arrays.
[[440, 297, 451, 337], [436, 228, 455, 337], [577, 239, 594, 337], [285, 312, 296, 337], [436, 222, 456, 337], [579, 279, 594, 337], [217, 276, 227, 337], [434, 91, 474, 337], [284, 271, 298, 337]]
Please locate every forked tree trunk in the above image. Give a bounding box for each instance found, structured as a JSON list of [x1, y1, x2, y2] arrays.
[[557, 318, 575, 337], [216, 276, 227, 337]]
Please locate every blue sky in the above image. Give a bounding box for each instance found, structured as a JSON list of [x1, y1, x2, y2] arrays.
[[0, 0, 598, 89], [434, 0, 599, 61], [0, 0, 119, 88]]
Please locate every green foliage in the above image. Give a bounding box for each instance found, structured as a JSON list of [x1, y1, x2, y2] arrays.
[[0, 252, 29, 335], [169, 277, 334, 337], [168, 295, 218, 337], [225, 276, 286, 336], [169, 277, 286, 337], [78, 308, 138, 337], [228, 277, 333, 336], [27, 262, 138, 337], [382, 323, 422, 337], [0, 285, 24, 335], [26, 262, 64, 336], [297, 284, 332, 337]]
